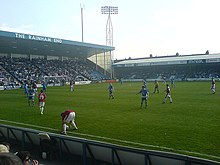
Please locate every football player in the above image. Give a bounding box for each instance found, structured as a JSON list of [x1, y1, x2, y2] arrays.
[[137, 86, 149, 109], [61, 110, 78, 135], [211, 78, 216, 94], [38, 90, 47, 114], [108, 83, 114, 99], [153, 80, 159, 93], [28, 87, 35, 107], [163, 84, 173, 103]]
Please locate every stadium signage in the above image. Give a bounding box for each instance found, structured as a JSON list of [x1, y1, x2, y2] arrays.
[[187, 59, 205, 64], [15, 33, 62, 43], [206, 58, 220, 63]]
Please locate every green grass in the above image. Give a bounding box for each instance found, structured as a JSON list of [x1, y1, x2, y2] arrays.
[[0, 81, 220, 161]]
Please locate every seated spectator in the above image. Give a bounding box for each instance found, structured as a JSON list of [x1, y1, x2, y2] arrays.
[[0, 152, 23, 165], [0, 144, 9, 153], [15, 151, 38, 165], [1, 142, 11, 152]]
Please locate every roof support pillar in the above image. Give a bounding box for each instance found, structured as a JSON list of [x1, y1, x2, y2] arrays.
[[28, 54, 31, 61], [7, 53, 12, 62], [44, 55, 47, 60], [110, 50, 114, 79], [59, 56, 62, 61], [7, 53, 11, 58], [104, 50, 106, 76], [95, 53, 98, 71]]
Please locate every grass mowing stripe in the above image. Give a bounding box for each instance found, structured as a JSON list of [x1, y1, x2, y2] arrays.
[[1, 119, 220, 161]]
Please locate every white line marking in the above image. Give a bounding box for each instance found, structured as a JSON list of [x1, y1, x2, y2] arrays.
[[1, 119, 220, 160]]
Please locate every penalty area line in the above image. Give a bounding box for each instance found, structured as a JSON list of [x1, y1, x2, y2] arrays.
[[1, 119, 220, 160]]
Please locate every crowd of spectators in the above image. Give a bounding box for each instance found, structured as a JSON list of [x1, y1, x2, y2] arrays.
[[115, 63, 220, 81], [0, 142, 38, 165], [0, 60, 17, 86], [0, 56, 109, 86], [2, 56, 219, 86], [2, 57, 44, 84]]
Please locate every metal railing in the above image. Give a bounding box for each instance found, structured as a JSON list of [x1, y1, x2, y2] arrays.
[[0, 124, 219, 165]]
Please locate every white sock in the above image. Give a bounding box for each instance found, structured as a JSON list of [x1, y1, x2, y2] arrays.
[[41, 107, 44, 113], [71, 121, 78, 129], [63, 124, 67, 133]]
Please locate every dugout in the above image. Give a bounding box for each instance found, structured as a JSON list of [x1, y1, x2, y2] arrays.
[[0, 124, 219, 165]]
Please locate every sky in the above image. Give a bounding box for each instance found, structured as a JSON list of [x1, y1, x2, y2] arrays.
[[1, 0, 220, 60]]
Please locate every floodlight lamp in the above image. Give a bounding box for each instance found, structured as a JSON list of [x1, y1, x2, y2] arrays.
[[101, 6, 118, 14]]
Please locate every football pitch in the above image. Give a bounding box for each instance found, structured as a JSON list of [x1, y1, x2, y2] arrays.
[[0, 81, 220, 161]]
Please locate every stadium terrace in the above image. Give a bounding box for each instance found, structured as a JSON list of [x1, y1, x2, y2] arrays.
[[0, 30, 115, 88], [114, 53, 220, 67], [113, 53, 220, 81]]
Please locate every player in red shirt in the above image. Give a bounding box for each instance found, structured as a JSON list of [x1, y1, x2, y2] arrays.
[[38, 90, 47, 115], [61, 110, 78, 135]]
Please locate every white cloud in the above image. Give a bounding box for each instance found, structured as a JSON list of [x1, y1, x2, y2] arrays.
[[0, 23, 33, 34]]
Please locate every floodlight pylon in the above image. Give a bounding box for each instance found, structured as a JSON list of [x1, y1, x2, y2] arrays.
[[101, 6, 118, 46]]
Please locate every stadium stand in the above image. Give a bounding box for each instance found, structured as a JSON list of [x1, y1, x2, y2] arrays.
[[0, 56, 110, 86], [25, 54, 220, 83], [0, 30, 114, 88], [114, 54, 220, 81]]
